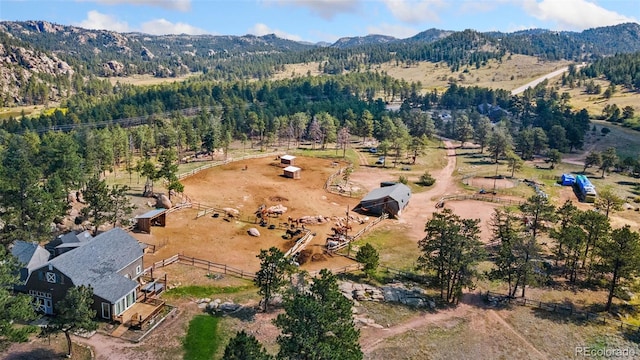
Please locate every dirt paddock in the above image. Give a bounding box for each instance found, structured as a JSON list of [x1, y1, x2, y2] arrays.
[[135, 156, 363, 274], [135, 146, 541, 277]]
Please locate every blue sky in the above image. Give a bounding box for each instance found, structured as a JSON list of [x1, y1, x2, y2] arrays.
[[1, 0, 638, 43]]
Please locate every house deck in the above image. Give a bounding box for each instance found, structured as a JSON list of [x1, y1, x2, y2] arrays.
[[116, 298, 165, 327]]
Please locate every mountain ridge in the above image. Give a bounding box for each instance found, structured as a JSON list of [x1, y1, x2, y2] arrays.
[[1, 20, 640, 106]]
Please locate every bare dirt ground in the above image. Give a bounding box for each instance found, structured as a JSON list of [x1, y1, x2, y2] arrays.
[[138, 155, 360, 273]]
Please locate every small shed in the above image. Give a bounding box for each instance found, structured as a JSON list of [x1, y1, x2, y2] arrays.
[[283, 166, 301, 179], [561, 174, 575, 186], [281, 155, 296, 166], [135, 208, 167, 234]]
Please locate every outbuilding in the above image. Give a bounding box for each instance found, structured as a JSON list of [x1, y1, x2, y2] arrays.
[[135, 208, 167, 233], [281, 155, 296, 166], [354, 183, 411, 218], [283, 166, 301, 179]]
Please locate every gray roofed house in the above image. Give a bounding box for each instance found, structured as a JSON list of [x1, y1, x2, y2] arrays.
[[354, 183, 411, 218], [11, 241, 50, 285], [45, 230, 93, 257], [20, 228, 145, 320]]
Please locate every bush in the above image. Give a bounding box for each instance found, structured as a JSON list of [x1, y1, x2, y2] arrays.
[[418, 171, 436, 186], [601, 127, 610, 135], [398, 175, 408, 185]]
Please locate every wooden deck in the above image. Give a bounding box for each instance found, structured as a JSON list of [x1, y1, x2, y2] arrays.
[[116, 298, 165, 327]]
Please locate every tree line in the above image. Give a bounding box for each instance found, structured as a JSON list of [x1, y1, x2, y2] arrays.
[[419, 194, 640, 312]]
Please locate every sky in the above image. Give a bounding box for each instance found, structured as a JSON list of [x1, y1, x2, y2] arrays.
[[1, 0, 639, 43]]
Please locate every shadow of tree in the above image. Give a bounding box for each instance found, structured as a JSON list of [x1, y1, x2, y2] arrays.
[[4, 348, 63, 360]]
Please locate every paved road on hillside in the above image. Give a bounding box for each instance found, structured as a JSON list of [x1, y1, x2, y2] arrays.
[[511, 67, 570, 95]]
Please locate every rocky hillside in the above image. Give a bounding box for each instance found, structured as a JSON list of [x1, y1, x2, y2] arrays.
[[2, 20, 640, 106], [0, 30, 74, 106]]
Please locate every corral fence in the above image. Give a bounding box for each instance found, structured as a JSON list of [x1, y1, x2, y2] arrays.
[[485, 291, 640, 335], [328, 213, 388, 253], [285, 231, 314, 258], [177, 152, 281, 180], [167, 202, 192, 214], [324, 167, 360, 198], [436, 194, 523, 208], [144, 254, 256, 280], [308, 263, 364, 277], [143, 254, 369, 282]]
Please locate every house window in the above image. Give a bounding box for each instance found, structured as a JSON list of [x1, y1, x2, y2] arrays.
[[136, 265, 142, 275], [46, 272, 56, 283]]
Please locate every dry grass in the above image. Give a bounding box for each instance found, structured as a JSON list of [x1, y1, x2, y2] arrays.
[[101, 73, 199, 86], [359, 301, 431, 328], [379, 54, 571, 93], [552, 77, 640, 116], [501, 306, 640, 359], [366, 305, 639, 360], [269, 55, 571, 95], [365, 312, 533, 360], [1, 335, 93, 360]]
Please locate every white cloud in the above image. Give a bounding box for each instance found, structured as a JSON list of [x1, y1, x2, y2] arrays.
[[75, 10, 130, 32], [140, 18, 208, 35], [522, 0, 637, 30], [381, 0, 446, 23], [75, 11, 207, 35], [366, 23, 418, 39], [262, 0, 360, 19], [88, 0, 191, 12], [458, 0, 512, 13], [248, 23, 303, 41]]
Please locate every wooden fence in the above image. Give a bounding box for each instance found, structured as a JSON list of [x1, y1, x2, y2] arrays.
[[485, 291, 640, 334], [177, 152, 281, 180], [308, 263, 364, 277], [284, 231, 314, 258], [143, 253, 370, 281], [329, 213, 389, 253], [144, 254, 256, 280], [436, 194, 523, 208], [323, 167, 360, 198]]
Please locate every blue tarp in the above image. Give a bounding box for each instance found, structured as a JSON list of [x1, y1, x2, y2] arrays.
[[561, 174, 575, 186]]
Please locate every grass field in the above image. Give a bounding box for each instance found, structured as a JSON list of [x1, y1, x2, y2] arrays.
[[183, 315, 222, 360], [355, 227, 420, 271]]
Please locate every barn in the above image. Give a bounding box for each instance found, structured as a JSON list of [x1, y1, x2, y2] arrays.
[[354, 183, 411, 218], [281, 155, 296, 166], [283, 166, 301, 179], [135, 208, 167, 233]]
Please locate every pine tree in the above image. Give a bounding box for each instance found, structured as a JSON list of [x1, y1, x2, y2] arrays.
[[275, 269, 362, 360], [222, 330, 272, 360]]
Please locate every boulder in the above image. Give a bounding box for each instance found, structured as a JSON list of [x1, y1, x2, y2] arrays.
[[219, 302, 241, 312], [156, 194, 172, 209], [248, 228, 260, 237]]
